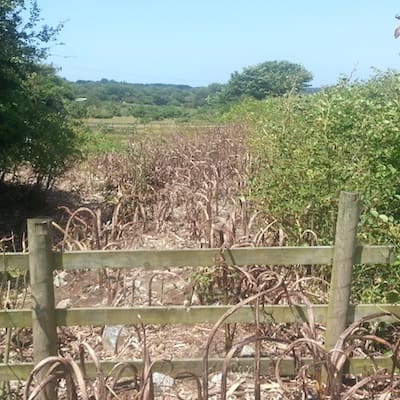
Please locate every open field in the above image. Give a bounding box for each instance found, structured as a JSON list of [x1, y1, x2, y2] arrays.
[[84, 116, 217, 135], [82, 118, 220, 154]]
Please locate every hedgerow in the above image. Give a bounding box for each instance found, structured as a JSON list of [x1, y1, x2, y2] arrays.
[[224, 71, 400, 302]]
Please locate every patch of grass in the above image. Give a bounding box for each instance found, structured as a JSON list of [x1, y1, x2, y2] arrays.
[[81, 131, 130, 154]]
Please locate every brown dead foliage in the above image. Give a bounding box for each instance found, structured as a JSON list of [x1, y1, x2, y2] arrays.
[[53, 123, 278, 252]]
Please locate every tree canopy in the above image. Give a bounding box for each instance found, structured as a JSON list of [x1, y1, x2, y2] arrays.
[[0, 0, 81, 186], [221, 60, 313, 101]]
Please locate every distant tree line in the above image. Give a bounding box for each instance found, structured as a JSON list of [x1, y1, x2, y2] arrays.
[[66, 61, 313, 121], [70, 79, 223, 106], [66, 80, 224, 121]]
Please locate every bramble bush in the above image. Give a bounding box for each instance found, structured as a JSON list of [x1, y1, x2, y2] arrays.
[[224, 71, 400, 302]]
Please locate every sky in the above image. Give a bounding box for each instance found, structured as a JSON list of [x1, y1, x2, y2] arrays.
[[34, 1, 400, 88]]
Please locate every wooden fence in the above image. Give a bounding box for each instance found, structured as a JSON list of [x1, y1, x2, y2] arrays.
[[0, 192, 397, 385]]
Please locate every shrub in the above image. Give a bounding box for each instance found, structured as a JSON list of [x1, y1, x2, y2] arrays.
[[224, 71, 400, 301]]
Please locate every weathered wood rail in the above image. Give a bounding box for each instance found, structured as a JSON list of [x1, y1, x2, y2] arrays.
[[0, 245, 392, 272], [0, 192, 397, 385]]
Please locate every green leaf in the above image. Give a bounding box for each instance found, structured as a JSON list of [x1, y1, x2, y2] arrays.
[[379, 214, 389, 223], [370, 209, 379, 218], [386, 290, 400, 304]]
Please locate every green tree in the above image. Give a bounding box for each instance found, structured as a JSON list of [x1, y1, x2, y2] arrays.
[[0, 0, 81, 186], [221, 60, 313, 101]]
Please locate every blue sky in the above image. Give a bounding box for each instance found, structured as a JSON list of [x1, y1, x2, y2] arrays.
[[35, 1, 400, 87]]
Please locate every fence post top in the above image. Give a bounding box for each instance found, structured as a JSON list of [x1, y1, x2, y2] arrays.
[[27, 218, 52, 223], [27, 219, 53, 235]]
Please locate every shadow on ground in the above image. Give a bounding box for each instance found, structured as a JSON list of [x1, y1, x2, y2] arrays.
[[0, 182, 81, 251]]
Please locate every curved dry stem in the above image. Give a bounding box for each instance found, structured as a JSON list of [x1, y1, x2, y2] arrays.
[[255, 270, 284, 300], [147, 270, 186, 306], [220, 335, 287, 400], [341, 371, 388, 400], [253, 219, 279, 247], [359, 334, 394, 350], [102, 241, 121, 250], [66, 358, 90, 400], [274, 338, 328, 395], [61, 206, 101, 250], [52, 220, 87, 250], [111, 202, 122, 240], [25, 360, 65, 400], [26, 373, 70, 400], [79, 342, 102, 378], [390, 337, 400, 380], [108, 362, 140, 394], [202, 289, 278, 399], [139, 360, 156, 400], [329, 332, 395, 380], [300, 229, 319, 246], [331, 312, 397, 369], [24, 356, 89, 400], [25, 357, 65, 399], [79, 342, 106, 399], [175, 372, 203, 400]]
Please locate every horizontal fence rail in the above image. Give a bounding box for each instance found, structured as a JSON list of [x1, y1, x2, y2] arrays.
[[1, 245, 395, 272], [0, 356, 394, 382], [1, 304, 400, 329]]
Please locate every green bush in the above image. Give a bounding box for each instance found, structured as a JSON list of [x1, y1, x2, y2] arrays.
[[224, 71, 400, 301]]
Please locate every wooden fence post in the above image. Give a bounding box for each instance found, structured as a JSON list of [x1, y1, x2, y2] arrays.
[[326, 192, 361, 349], [28, 219, 57, 399], [325, 192, 360, 396]]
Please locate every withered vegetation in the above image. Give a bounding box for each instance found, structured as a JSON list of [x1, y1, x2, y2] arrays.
[[1, 123, 400, 399]]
